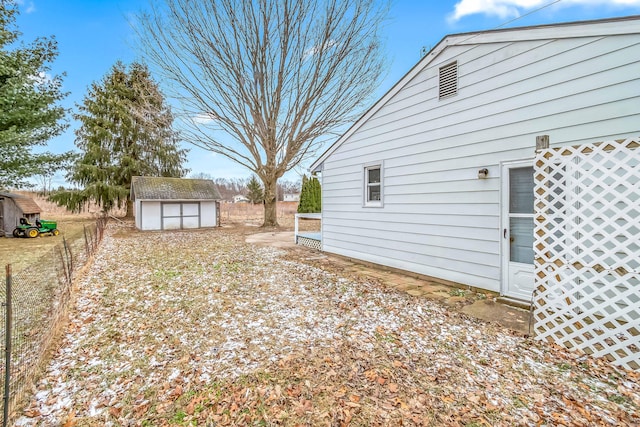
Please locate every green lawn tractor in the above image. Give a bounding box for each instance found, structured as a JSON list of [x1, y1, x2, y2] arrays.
[[13, 218, 60, 238]]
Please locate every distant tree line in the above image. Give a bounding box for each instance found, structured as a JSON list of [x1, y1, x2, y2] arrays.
[[190, 173, 301, 202]]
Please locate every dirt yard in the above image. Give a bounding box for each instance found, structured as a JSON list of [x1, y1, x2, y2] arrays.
[[15, 221, 640, 426]]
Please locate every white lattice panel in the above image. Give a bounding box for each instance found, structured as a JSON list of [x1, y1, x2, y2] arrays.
[[533, 137, 640, 371], [296, 236, 322, 250]]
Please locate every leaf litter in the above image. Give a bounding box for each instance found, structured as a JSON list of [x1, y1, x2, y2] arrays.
[[17, 223, 639, 426]]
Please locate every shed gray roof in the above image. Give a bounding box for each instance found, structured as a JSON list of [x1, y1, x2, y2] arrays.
[[131, 177, 221, 201], [0, 192, 41, 214]]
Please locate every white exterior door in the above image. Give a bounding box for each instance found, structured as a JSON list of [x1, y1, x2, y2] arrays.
[[161, 202, 200, 230], [502, 162, 535, 301]]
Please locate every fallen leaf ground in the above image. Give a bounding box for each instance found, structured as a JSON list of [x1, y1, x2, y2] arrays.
[[17, 223, 640, 426]]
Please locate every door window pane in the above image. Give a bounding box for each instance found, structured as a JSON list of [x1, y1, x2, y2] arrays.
[[163, 203, 180, 216], [182, 203, 200, 216], [509, 167, 534, 213], [510, 217, 534, 264]]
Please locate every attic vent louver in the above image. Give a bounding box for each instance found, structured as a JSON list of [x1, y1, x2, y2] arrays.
[[439, 61, 458, 99]]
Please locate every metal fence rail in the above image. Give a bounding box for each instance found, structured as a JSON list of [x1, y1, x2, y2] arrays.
[[0, 217, 107, 426]]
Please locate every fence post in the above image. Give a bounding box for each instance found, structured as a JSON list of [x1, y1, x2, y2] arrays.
[[83, 225, 89, 254], [98, 218, 103, 242], [86, 227, 92, 254], [57, 246, 69, 285], [63, 237, 73, 275], [3, 265, 13, 427]]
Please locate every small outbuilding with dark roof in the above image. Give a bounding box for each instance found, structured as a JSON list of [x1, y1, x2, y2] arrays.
[[0, 192, 42, 237], [131, 176, 221, 231]]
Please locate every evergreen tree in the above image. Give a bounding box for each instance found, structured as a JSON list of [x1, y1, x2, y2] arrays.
[[0, 1, 70, 188], [312, 177, 321, 212], [298, 175, 309, 213], [50, 61, 187, 216], [246, 175, 264, 204], [297, 175, 321, 213]]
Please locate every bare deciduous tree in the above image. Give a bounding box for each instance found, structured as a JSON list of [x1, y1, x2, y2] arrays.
[[136, 0, 388, 226]]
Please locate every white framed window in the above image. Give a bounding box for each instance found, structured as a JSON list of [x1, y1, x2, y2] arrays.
[[363, 163, 383, 207], [438, 61, 458, 100]]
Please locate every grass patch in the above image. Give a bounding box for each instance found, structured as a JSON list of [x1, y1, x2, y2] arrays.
[[608, 394, 630, 405], [449, 288, 467, 297]]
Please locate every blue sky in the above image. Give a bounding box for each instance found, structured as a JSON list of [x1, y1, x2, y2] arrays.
[[14, 0, 640, 186]]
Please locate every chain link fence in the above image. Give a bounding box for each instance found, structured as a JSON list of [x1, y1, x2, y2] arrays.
[[0, 217, 107, 426]]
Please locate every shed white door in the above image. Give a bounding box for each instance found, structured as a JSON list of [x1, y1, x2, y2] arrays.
[[162, 202, 200, 230], [502, 162, 535, 301]]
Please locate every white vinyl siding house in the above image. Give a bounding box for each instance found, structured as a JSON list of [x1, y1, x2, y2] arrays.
[[310, 17, 640, 300]]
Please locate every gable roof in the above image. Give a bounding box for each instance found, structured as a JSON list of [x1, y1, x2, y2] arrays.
[[309, 15, 640, 172], [0, 192, 41, 214], [131, 176, 221, 201]]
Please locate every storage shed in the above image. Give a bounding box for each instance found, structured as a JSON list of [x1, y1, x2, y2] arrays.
[[0, 192, 42, 237], [131, 176, 221, 231], [309, 16, 640, 302]]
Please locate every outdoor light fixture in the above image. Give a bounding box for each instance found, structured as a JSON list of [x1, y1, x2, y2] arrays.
[[478, 168, 489, 179]]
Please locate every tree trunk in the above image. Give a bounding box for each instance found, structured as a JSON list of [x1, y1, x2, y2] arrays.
[[125, 199, 134, 218], [262, 177, 278, 227]]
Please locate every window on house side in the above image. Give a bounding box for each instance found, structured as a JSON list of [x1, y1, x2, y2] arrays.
[[439, 61, 458, 99], [364, 165, 382, 206]]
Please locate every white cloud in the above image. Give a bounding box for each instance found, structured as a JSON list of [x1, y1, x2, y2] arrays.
[[34, 71, 52, 84], [28, 71, 52, 87], [191, 112, 217, 124], [16, 0, 36, 14], [304, 39, 338, 59], [449, 0, 640, 22]]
